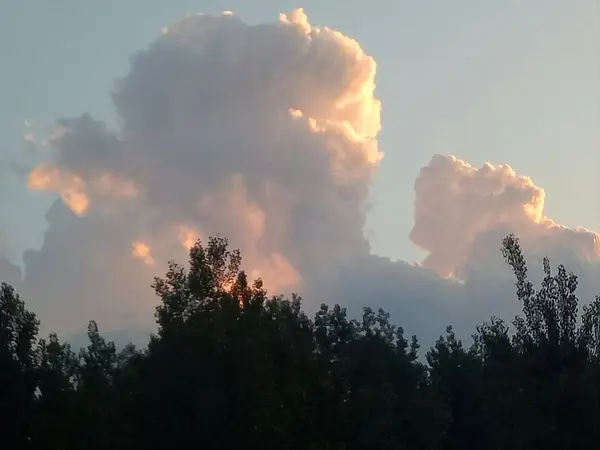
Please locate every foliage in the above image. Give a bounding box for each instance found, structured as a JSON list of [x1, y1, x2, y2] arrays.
[[1, 234, 600, 449]]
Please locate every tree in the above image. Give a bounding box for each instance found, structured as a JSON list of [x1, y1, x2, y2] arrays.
[[135, 237, 295, 449], [30, 332, 78, 448], [5, 232, 600, 449], [0, 282, 39, 447]]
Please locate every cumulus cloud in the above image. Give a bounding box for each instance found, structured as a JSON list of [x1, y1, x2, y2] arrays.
[[17, 8, 381, 339], [323, 152, 600, 344], [6, 8, 600, 347], [390, 153, 600, 340], [411, 154, 600, 280]]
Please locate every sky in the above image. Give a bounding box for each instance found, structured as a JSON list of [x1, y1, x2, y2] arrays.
[[0, 1, 598, 347]]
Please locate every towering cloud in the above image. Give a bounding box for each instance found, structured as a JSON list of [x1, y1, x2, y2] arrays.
[[21, 9, 382, 338], [7, 9, 600, 347]]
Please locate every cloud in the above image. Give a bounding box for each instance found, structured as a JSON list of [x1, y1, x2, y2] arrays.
[[0, 257, 22, 288], [319, 152, 600, 344], [20, 200, 158, 336], [410, 154, 600, 279], [17, 8, 381, 339], [361, 154, 600, 341], [7, 9, 600, 348]]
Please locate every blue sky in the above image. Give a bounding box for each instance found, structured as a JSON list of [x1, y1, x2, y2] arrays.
[[1, 0, 598, 264]]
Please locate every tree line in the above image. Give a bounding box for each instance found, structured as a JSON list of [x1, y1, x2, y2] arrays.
[[2, 234, 600, 449]]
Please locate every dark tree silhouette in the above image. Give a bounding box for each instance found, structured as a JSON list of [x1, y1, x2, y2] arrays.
[[0, 283, 39, 448], [1, 233, 600, 449]]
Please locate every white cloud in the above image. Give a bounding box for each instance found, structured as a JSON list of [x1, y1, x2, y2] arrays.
[[411, 154, 600, 280]]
